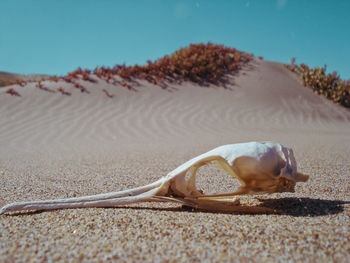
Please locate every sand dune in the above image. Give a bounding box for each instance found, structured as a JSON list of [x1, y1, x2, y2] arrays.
[[0, 59, 349, 261], [1, 59, 349, 155]]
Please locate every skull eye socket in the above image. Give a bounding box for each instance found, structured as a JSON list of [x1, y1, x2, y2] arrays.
[[187, 163, 240, 195]]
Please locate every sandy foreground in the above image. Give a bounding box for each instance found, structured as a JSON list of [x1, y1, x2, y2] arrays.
[[0, 59, 349, 262]]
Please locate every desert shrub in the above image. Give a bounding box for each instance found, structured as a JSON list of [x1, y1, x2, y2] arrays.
[[2, 43, 253, 92], [6, 88, 20, 96], [67, 43, 253, 86], [286, 60, 350, 108]]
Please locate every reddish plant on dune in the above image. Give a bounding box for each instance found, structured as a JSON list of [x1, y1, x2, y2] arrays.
[[62, 75, 74, 83], [57, 87, 71, 96], [63, 43, 253, 88], [36, 81, 56, 93], [102, 89, 115, 98], [123, 43, 253, 85], [81, 70, 95, 82], [74, 82, 89, 93], [6, 88, 21, 96], [121, 82, 132, 90]]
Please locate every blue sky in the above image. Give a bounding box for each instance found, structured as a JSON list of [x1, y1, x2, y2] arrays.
[[1, 0, 349, 79]]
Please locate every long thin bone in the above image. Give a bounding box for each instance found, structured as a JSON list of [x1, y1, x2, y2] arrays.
[[0, 141, 309, 215], [0, 179, 168, 214]]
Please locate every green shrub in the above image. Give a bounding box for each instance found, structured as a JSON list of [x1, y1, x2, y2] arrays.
[[285, 59, 350, 108]]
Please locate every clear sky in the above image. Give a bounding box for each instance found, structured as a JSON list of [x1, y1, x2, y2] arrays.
[[1, 0, 349, 79]]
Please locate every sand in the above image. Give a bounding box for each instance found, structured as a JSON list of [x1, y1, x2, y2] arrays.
[[0, 59, 349, 262]]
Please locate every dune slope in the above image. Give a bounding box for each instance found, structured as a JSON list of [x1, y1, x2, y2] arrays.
[[0, 59, 349, 155]]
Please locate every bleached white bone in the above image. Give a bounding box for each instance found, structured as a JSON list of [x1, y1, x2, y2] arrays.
[[0, 141, 309, 215]]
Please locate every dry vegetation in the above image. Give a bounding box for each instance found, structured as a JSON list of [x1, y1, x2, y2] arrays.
[[2, 43, 350, 108], [3, 43, 253, 97], [60, 43, 253, 86], [285, 58, 350, 108]]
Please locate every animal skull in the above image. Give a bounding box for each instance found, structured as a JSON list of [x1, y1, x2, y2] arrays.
[[0, 142, 309, 215]]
